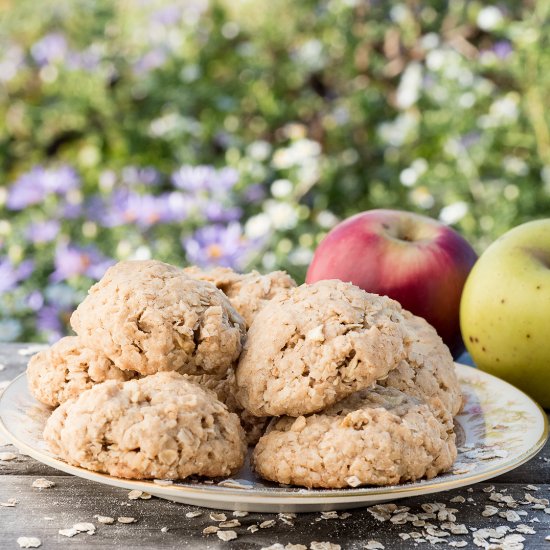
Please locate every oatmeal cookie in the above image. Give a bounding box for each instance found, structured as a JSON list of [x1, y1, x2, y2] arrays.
[[380, 312, 463, 416], [43, 372, 247, 480], [184, 266, 296, 328], [183, 369, 269, 445], [27, 336, 134, 408], [70, 260, 246, 376], [253, 386, 457, 488], [236, 280, 409, 417]]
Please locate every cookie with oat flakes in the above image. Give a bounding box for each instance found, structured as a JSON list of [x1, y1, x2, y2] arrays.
[[70, 260, 246, 376], [44, 372, 246, 480]]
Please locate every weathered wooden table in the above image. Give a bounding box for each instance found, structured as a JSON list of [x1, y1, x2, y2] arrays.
[[1, 343, 549, 549]]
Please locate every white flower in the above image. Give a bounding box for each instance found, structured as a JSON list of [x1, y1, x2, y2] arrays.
[[264, 201, 298, 231], [316, 210, 339, 229], [130, 246, 152, 261], [271, 179, 293, 198], [503, 156, 528, 176], [272, 139, 321, 170], [378, 112, 419, 146], [390, 4, 409, 24], [289, 247, 314, 266], [477, 6, 504, 31], [294, 39, 325, 71], [439, 202, 468, 225], [396, 62, 423, 109], [399, 168, 418, 187], [426, 49, 446, 71], [245, 213, 272, 239], [420, 33, 439, 50], [409, 187, 434, 209], [247, 140, 271, 162], [479, 93, 520, 128]]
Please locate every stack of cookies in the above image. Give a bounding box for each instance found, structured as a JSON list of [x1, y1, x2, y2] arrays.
[[28, 259, 461, 489]]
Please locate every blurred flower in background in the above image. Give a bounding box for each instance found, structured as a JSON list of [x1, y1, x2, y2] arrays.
[[1, 0, 550, 342]]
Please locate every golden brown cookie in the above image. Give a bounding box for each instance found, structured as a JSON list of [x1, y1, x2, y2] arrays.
[[236, 280, 409, 417], [27, 336, 134, 408], [184, 266, 296, 328], [70, 260, 246, 376], [380, 312, 463, 417], [253, 386, 457, 489], [183, 369, 269, 445], [44, 372, 247, 480]]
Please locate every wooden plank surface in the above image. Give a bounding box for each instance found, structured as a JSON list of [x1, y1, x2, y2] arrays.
[[1, 344, 549, 549]]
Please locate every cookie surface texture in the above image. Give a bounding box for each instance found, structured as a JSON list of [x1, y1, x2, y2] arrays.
[[253, 386, 457, 488], [43, 372, 247, 479], [71, 260, 246, 376]]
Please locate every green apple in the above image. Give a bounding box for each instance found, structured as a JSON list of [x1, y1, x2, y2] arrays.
[[460, 219, 550, 408]]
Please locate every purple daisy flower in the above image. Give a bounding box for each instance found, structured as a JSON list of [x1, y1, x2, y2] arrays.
[[183, 223, 257, 270], [25, 220, 60, 244], [50, 245, 114, 283], [203, 201, 243, 223], [36, 304, 68, 343], [7, 165, 80, 210], [492, 40, 513, 60], [30, 33, 68, 66], [171, 165, 239, 193], [121, 166, 161, 187], [0, 258, 34, 294]]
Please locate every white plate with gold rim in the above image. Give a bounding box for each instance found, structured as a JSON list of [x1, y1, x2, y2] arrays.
[[0, 364, 547, 513]]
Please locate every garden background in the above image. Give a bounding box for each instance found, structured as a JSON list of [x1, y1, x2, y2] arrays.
[[1, 0, 549, 343]]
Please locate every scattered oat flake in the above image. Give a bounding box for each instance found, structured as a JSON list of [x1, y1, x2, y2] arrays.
[[128, 490, 142, 500], [310, 543, 341, 550], [260, 519, 277, 528], [219, 519, 240, 528], [186, 511, 203, 518], [545, 535, 550, 541], [340, 512, 352, 519], [0, 452, 17, 461], [515, 524, 536, 535], [210, 512, 227, 522], [448, 542, 468, 548], [73, 522, 95, 534], [364, 541, 384, 549], [32, 478, 55, 489], [218, 478, 253, 489], [482, 505, 499, 517], [161, 527, 168, 533], [247, 525, 259, 533], [117, 517, 136, 524], [233, 511, 248, 517], [95, 515, 114, 524], [500, 510, 521, 522], [59, 528, 79, 538], [449, 495, 465, 503], [203, 526, 219, 534], [345, 475, 361, 487], [18, 346, 46, 356], [217, 530, 237, 541], [320, 511, 339, 519], [449, 524, 469, 535], [524, 485, 539, 491], [0, 498, 17, 507], [285, 545, 307, 550], [483, 485, 495, 493], [17, 537, 41, 548]]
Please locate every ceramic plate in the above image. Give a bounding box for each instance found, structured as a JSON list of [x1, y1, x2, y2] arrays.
[[0, 364, 547, 513]]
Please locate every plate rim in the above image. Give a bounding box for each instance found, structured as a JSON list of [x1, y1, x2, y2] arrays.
[[1, 363, 548, 504]]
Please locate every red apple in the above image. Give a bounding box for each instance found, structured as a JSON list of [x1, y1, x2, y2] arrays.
[[306, 209, 477, 358]]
